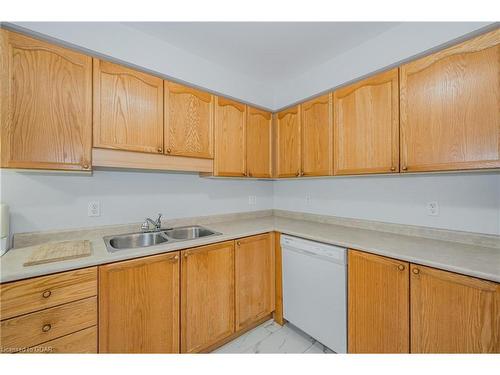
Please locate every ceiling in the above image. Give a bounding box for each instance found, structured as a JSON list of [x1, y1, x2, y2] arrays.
[[122, 22, 401, 85]]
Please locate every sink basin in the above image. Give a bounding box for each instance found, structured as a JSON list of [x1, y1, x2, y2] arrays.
[[103, 225, 221, 253], [105, 231, 169, 252], [163, 225, 218, 240]]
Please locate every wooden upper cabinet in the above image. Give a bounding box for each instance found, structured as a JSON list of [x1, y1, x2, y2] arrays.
[[348, 249, 409, 353], [98, 253, 180, 353], [93, 59, 164, 154], [0, 30, 92, 171], [334, 69, 399, 175], [235, 233, 275, 330], [181, 241, 235, 353], [214, 97, 246, 176], [246, 107, 273, 177], [275, 106, 301, 177], [410, 264, 500, 353], [300, 94, 333, 176], [164, 81, 214, 159], [400, 29, 500, 172]]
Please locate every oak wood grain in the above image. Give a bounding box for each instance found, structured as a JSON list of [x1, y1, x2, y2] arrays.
[[0, 29, 92, 171], [275, 106, 301, 177], [98, 252, 180, 353], [235, 233, 275, 330], [348, 249, 409, 353], [181, 241, 235, 353], [93, 59, 164, 154], [22, 326, 97, 354], [334, 68, 400, 175], [273, 232, 284, 325], [164, 81, 214, 159], [410, 264, 500, 353], [400, 28, 500, 172], [246, 106, 273, 177]]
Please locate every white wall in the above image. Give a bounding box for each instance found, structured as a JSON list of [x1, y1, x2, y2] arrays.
[[273, 173, 500, 235], [274, 22, 493, 109], [6, 22, 275, 110], [0, 170, 273, 234]]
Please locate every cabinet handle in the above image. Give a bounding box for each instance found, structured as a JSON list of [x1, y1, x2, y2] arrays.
[[412, 268, 420, 275], [236, 241, 241, 246], [82, 163, 90, 170], [157, 147, 163, 153], [184, 253, 189, 258], [390, 166, 396, 172], [296, 171, 300, 177], [166, 148, 171, 154], [398, 264, 405, 271], [42, 290, 52, 299], [402, 166, 408, 171], [170, 255, 179, 262], [42, 324, 52, 333]]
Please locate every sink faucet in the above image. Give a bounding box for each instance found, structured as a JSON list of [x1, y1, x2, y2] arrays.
[[141, 213, 163, 232]]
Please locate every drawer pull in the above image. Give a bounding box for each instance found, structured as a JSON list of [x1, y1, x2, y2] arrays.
[[42, 324, 52, 333], [398, 265, 405, 271], [412, 268, 420, 275], [42, 290, 52, 298]]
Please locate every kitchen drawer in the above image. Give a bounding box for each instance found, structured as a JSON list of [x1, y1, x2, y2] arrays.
[[20, 326, 98, 354], [0, 297, 97, 352], [0, 267, 97, 320]]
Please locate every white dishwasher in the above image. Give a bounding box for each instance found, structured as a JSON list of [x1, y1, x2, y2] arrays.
[[281, 235, 347, 353]]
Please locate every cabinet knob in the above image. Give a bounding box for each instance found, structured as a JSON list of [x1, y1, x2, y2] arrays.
[[398, 264, 405, 271], [82, 163, 90, 170], [170, 255, 179, 262], [184, 253, 189, 258], [296, 171, 300, 177], [42, 324, 52, 333], [402, 166, 408, 171], [390, 166, 396, 172], [412, 268, 420, 275], [166, 148, 171, 154], [157, 147, 163, 153], [42, 290, 52, 299], [236, 241, 241, 246]]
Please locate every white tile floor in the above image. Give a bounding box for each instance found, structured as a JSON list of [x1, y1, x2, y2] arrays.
[[213, 320, 335, 354]]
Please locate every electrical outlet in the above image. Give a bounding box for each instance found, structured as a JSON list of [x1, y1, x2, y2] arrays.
[[426, 201, 439, 216], [248, 195, 257, 205], [88, 201, 101, 217]]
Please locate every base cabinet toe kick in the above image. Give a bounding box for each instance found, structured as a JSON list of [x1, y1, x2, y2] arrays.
[[1, 233, 498, 354]]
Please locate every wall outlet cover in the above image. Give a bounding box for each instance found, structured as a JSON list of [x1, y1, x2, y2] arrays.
[[88, 201, 101, 217], [427, 201, 439, 216]]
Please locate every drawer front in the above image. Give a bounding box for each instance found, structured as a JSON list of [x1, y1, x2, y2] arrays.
[[1, 297, 97, 352], [0, 267, 97, 320], [20, 326, 98, 354]]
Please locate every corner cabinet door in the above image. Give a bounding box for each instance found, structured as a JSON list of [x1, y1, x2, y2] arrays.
[[410, 264, 500, 353], [246, 107, 273, 178], [181, 241, 235, 353], [275, 106, 301, 177], [0, 30, 92, 171], [235, 233, 275, 330], [164, 81, 214, 159], [301, 94, 333, 176], [400, 29, 500, 173], [214, 97, 247, 176], [348, 249, 409, 353], [334, 69, 399, 175], [93, 59, 164, 154], [98, 252, 180, 353]]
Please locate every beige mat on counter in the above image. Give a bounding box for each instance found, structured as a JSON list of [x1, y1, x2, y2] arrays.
[[24, 240, 92, 267]]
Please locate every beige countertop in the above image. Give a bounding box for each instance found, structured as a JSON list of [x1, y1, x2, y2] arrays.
[[1, 212, 499, 283]]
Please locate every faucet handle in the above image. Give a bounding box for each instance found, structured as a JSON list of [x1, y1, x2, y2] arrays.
[[156, 213, 163, 227], [141, 220, 150, 232]]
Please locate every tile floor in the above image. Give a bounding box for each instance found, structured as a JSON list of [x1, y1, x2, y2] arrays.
[[213, 320, 335, 354]]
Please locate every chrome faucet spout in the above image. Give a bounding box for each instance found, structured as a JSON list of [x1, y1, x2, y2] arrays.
[[141, 213, 163, 232]]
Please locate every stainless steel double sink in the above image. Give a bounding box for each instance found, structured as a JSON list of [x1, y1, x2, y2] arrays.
[[103, 225, 221, 253]]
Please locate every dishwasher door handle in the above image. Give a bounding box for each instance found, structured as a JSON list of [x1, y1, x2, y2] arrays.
[[282, 246, 346, 264]]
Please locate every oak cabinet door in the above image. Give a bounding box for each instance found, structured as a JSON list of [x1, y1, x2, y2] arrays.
[[400, 29, 500, 172], [181, 241, 235, 353], [235, 233, 275, 330], [98, 252, 180, 353], [0, 30, 92, 171], [93, 59, 164, 154], [246, 107, 272, 177], [334, 69, 399, 175], [410, 264, 500, 353], [301, 94, 333, 176], [164, 81, 214, 159], [275, 106, 301, 177], [214, 97, 246, 176], [348, 249, 409, 353]]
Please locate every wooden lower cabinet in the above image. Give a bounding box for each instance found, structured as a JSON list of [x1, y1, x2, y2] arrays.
[[22, 326, 97, 354], [98, 252, 180, 353], [235, 233, 275, 330], [410, 264, 500, 353], [181, 241, 235, 353], [348, 249, 410, 353]]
